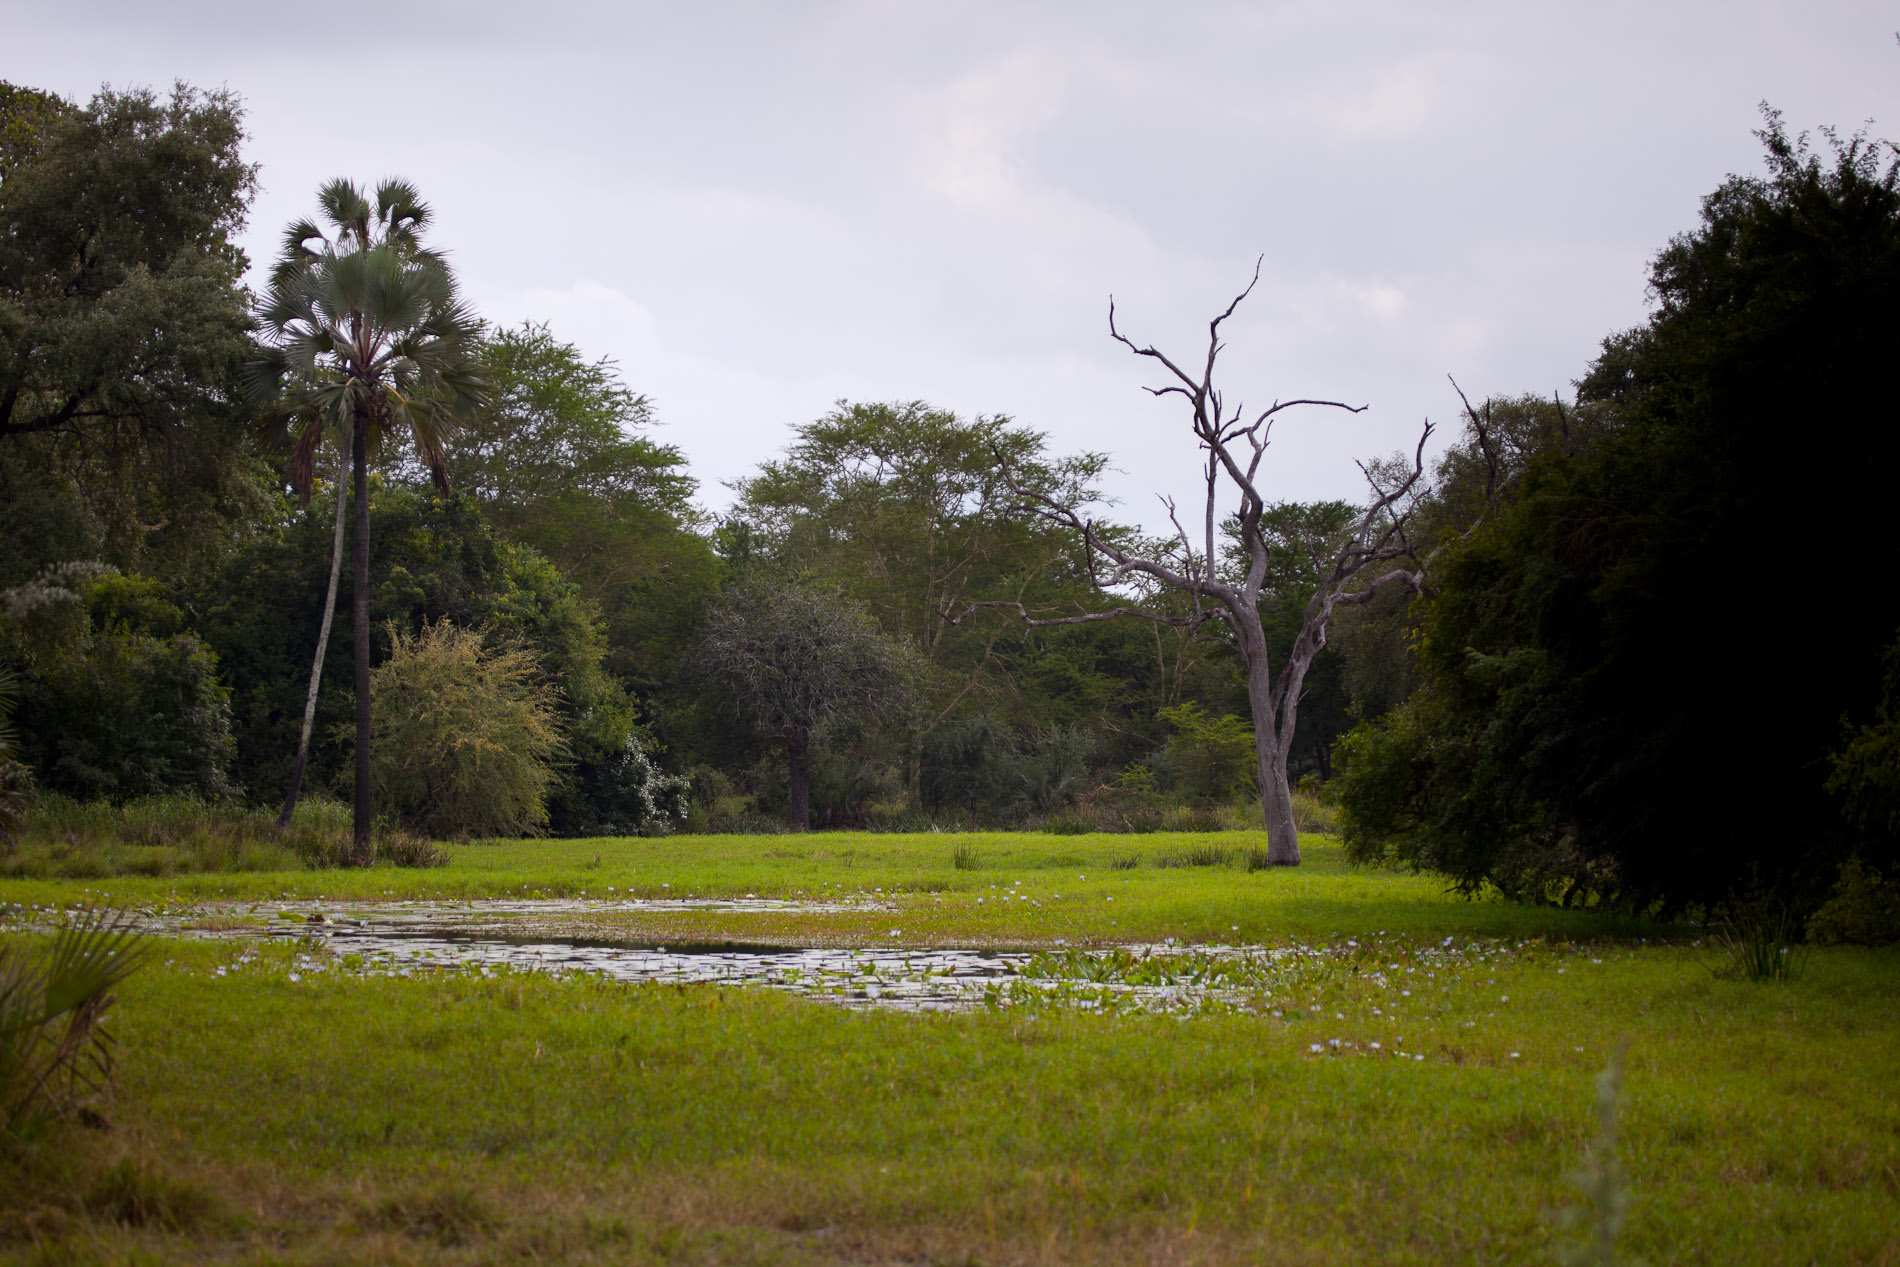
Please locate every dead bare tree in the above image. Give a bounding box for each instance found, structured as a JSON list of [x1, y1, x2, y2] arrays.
[[950, 264, 1492, 865]]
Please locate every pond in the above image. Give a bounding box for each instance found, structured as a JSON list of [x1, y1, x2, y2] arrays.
[[6, 897, 1368, 1015]]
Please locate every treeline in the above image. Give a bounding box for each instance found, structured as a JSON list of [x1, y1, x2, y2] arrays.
[[2, 81, 1896, 928], [0, 81, 1340, 849]]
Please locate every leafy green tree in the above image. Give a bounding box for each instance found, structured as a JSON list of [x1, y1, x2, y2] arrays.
[[0, 82, 269, 592], [436, 321, 718, 719], [1338, 115, 1900, 911], [448, 322, 692, 520], [696, 577, 920, 829], [0, 82, 66, 181], [735, 402, 1113, 801], [1, 565, 235, 802], [249, 178, 487, 860]]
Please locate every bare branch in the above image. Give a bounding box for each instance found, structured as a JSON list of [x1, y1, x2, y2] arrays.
[[1448, 374, 1500, 501], [944, 599, 1226, 631]]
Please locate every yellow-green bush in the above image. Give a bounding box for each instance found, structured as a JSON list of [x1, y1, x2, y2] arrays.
[[366, 621, 561, 839]]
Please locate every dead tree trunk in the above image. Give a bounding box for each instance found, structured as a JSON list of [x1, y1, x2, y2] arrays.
[[949, 262, 1490, 866]]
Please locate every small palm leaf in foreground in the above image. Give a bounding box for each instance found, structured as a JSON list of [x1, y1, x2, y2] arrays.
[[0, 908, 151, 1132]]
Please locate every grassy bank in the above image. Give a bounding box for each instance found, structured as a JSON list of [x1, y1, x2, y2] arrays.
[[3, 835, 1896, 1264]]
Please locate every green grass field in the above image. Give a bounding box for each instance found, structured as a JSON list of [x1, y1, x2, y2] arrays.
[[4, 832, 1897, 1265]]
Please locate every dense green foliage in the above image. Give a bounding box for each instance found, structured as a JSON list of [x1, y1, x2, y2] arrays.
[[2, 566, 235, 801], [0, 82, 269, 593], [1337, 118, 1900, 913]]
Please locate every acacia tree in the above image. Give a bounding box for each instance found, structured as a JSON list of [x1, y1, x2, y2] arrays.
[[697, 577, 919, 830], [733, 402, 1107, 806], [248, 179, 486, 860], [955, 265, 1492, 865]]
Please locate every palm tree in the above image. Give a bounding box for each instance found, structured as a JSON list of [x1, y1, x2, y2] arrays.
[[249, 179, 486, 862]]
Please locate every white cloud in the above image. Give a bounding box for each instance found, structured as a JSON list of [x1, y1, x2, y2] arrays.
[[9, 0, 1890, 530], [1310, 58, 1451, 139], [916, 48, 1069, 209]]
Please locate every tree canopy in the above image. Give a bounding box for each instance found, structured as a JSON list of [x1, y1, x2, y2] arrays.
[[1336, 115, 1900, 911]]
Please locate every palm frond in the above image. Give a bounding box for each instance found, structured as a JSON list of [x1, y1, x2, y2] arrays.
[[316, 177, 372, 245], [0, 908, 150, 1133], [248, 175, 491, 491]]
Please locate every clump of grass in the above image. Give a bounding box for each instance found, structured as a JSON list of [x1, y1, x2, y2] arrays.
[[1114, 808, 1166, 834], [1109, 854, 1140, 871], [369, 1184, 492, 1246], [1291, 789, 1341, 834], [1707, 900, 1805, 981], [1243, 845, 1274, 872], [1, 794, 447, 876], [88, 1158, 220, 1231], [2, 907, 150, 1134], [952, 844, 981, 871], [1155, 844, 1232, 869], [1160, 806, 1226, 833]]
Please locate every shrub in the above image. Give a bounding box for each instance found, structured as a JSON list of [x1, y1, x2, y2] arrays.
[[920, 717, 1096, 816], [366, 620, 561, 839], [1157, 702, 1256, 804], [1291, 788, 1341, 834], [1808, 857, 1900, 946]]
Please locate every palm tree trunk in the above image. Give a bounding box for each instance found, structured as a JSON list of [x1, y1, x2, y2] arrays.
[[350, 409, 373, 864], [278, 428, 352, 828]]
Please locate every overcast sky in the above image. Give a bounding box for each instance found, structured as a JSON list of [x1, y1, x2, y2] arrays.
[[9, 2, 1896, 528]]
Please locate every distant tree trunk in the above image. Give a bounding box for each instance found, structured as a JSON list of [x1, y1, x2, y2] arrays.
[[906, 733, 924, 813], [350, 406, 373, 864], [278, 428, 351, 829], [786, 727, 812, 831]]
